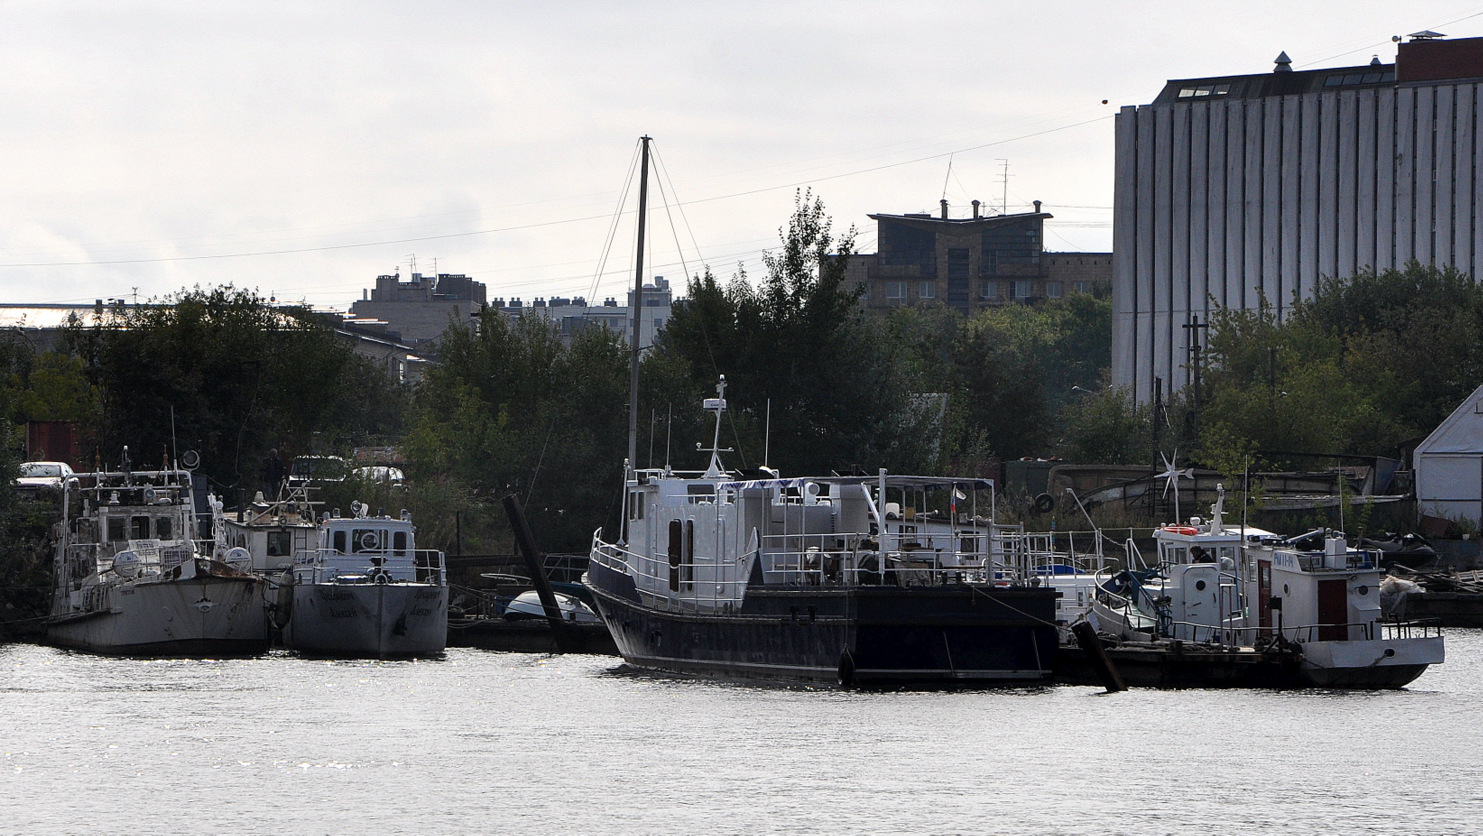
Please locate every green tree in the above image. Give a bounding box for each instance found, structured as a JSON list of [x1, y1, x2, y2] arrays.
[[405, 310, 629, 551], [10, 351, 100, 436], [66, 287, 406, 494], [656, 190, 936, 474]]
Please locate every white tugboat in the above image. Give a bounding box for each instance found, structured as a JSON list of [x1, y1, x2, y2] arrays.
[[46, 456, 270, 656], [1090, 487, 1443, 688], [278, 501, 448, 658], [1248, 529, 1443, 687]]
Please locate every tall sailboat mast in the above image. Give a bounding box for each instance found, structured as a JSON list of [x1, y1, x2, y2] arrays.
[[628, 135, 650, 469]]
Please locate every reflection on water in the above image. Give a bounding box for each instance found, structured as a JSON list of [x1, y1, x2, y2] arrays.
[[4, 634, 1483, 834]]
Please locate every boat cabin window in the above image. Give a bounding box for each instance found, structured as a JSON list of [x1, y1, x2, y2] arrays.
[[131, 516, 151, 540], [629, 492, 645, 521], [393, 530, 408, 555], [667, 519, 682, 592], [684, 520, 695, 589], [333, 529, 347, 553], [351, 528, 383, 553], [267, 531, 292, 557], [108, 517, 125, 542], [154, 516, 172, 540], [686, 484, 715, 504]]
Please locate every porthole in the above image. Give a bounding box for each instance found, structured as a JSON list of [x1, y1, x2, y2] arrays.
[[1195, 580, 1207, 592], [1283, 584, 1290, 595], [1357, 585, 1369, 596]]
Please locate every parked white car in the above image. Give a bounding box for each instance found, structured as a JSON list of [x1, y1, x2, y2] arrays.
[[352, 465, 405, 486], [17, 461, 74, 493]]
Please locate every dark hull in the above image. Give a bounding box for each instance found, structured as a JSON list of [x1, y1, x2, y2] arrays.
[[1055, 643, 1305, 689], [586, 560, 1058, 687], [1054, 643, 1431, 689], [446, 617, 619, 655]]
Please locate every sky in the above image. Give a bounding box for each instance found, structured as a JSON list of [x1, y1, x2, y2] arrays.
[[4, 1, 1483, 311]]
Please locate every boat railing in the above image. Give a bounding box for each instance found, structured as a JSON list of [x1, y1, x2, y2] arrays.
[[292, 547, 446, 585], [1381, 618, 1443, 639], [1284, 551, 1378, 572], [592, 526, 1017, 614], [759, 530, 995, 588], [1145, 617, 1445, 647], [992, 528, 1115, 579], [590, 531, 634, 573], [1273, 617, 1440, 643]]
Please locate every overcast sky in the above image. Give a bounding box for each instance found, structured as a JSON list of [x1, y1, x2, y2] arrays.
[[4, 1, 1481, 310]]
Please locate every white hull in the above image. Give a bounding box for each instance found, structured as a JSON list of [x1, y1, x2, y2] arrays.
[[282, 583, 447, 658], [1296, 636, 1444, 688], [47, 576, 269, 656]]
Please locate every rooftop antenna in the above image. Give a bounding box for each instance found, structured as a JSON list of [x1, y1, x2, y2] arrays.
[[996, 159, 1010, 214], [941, 153, 954, 202], [700, 376, 731, 479]]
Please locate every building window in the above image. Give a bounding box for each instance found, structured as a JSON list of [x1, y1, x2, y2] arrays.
[[1013, 281, 1032, 299], [980, 280, 997, 299], [982, 220, 1041, 267], [947, 248, 970, 279], [885, 282, 906, 300], [1046, 281, 1063, 299], [1074, 281, 1090, 294], [1177, 83, 1232, 98], [919, 281, 936, 299]]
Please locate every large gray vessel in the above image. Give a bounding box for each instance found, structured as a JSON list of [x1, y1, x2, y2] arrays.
[[47, 461, 270, 656], [585, 380, 1060, 687]]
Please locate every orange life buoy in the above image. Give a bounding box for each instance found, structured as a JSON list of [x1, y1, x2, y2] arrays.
[[1163, 526, 1198, 536]]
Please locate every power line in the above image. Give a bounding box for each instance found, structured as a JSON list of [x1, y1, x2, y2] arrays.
[[0, 114, 1115, 271]]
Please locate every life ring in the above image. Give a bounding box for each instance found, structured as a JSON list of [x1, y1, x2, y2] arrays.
[[1163, 526, 1198, 536], [359, 532, 379, 551]]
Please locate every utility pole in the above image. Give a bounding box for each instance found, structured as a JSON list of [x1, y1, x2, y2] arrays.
[[1183, 314, 1208, 439]]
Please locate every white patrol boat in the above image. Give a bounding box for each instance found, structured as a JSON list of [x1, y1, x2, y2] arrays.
[[279, 501, 447, 658]]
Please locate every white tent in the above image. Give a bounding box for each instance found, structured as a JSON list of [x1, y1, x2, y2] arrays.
[[1415, 383, 1483, 526]]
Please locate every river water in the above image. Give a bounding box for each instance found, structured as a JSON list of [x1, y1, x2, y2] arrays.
[[3, 632, 1482, 835]]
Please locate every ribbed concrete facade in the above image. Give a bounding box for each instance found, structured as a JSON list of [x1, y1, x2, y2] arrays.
[[1114, 65, 1483, 401]]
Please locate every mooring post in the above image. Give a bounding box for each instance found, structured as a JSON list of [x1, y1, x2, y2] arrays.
[[1072, 620, 1127, 693], [503, 494, 576, 653]]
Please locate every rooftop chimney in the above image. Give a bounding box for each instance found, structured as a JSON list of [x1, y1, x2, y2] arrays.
[[1034, 200, 1042, 213], [940, 199, 949, 220], [1274, 51, 1293, 72], [972, 199, 981, 219]]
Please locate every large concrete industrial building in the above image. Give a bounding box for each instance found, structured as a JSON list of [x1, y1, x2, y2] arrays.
[[1114, 33, 1483, 401]]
